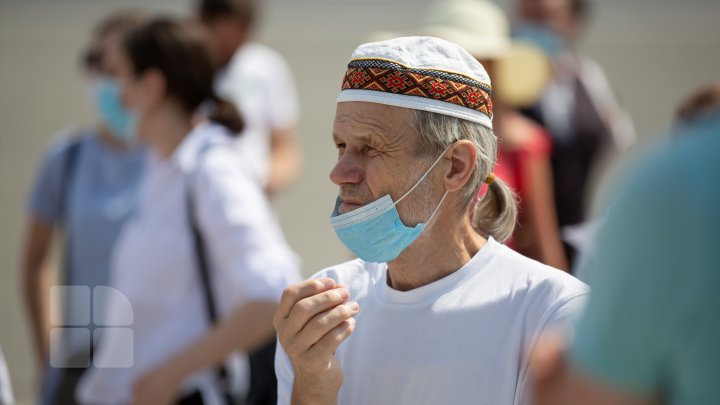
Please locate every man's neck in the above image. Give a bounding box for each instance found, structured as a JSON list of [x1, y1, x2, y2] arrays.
[[386, 213, 486, 291]]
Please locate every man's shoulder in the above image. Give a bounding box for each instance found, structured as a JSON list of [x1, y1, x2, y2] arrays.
[[492, 243, 589, 302], [486, 244, 589, 332], [228, 42, 290, 75]]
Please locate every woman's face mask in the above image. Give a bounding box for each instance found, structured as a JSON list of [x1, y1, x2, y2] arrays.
[[92, 76, 138, 142]]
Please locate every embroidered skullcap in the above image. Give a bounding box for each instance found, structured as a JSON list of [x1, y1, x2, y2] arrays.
[[337, 36, 494, 129]]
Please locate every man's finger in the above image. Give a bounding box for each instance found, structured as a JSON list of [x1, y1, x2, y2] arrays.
[[306, 317, 356, 360], [284, 289, 351, 335], [293, 301, 359, 349], [276, 278, 336, 321]]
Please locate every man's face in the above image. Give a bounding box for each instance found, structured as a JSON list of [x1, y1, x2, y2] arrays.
[[200, 16, 246, 66], [331, 102, 440, 225]]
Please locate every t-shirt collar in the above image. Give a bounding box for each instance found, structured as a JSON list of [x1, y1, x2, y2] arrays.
[[374, 237, 500, 306]]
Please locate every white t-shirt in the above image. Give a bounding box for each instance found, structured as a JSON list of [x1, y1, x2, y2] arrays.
[[276, 238, 589, 405], [215, 42, 300, 184], [78, 122, 301, 405]]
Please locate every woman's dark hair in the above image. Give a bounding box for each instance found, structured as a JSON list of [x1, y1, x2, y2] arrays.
[[122, 17, 244, 134]]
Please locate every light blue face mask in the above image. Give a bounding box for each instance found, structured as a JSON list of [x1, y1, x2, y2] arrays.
[[93, 77, 138, 142], [512, 23, 566, 58], [330, 148, 450, 263]]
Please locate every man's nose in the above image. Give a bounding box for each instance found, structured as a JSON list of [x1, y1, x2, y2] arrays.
[[330, 151, 363, 186]]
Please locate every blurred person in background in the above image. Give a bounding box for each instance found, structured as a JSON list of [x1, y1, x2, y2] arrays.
[[20, 10, 148, 405], [197, 0, 302, 197], [0, 346, 14, 405], [407, 0, 568, 270], [531, 82, 720, 405], [75, 17, 300, 405], [514, 0, 635, 269]]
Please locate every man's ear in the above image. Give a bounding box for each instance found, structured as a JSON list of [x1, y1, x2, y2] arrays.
[[443, 140, 477, 193]]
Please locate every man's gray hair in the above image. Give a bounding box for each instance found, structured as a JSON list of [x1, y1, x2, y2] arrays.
[[411, 110, 517, 243]]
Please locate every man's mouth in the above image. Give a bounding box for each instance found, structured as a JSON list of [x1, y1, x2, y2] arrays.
[[339, 198, 365, 213]]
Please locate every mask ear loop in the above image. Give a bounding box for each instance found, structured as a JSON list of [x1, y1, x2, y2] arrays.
[[424, 190, 449, 227], [393, 145, 453, 207]]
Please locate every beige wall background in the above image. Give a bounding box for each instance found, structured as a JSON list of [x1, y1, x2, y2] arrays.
[[1, 0, 719, 402]]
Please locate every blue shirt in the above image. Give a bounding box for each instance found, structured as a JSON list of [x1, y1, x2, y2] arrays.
[[570, 112, 720, 404], [29, 128, 145, 351]]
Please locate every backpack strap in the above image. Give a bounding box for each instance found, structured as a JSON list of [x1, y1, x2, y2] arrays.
[[185, 168, 241, 405], [59, 136, 83, 286], [58, 137, 83, 226]]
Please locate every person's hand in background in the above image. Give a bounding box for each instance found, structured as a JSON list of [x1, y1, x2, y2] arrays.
[[131, 363, 182, 405]]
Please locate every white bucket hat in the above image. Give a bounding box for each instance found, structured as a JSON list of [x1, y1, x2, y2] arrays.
[[338, 36, 495, 129]]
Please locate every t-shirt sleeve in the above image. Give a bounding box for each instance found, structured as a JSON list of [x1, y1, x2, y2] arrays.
[[517, 270, 589, 404], [194, 148, 302, 310], [264, 53, 299, 131], [569, 156, 683, 394], [545, 293, 589, 338], [27, 132, 78, 223]]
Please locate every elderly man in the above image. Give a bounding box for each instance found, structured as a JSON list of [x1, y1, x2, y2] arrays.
[[274, 37, 588, 405]]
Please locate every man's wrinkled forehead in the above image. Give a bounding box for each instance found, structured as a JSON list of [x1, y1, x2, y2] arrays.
[[333, 101, 416, 146]]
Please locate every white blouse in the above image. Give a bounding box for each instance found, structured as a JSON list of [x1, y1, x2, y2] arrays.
[[78, 122, 301, 404]]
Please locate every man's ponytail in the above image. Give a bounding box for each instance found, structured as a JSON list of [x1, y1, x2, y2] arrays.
[[472, 176, 518, 243]]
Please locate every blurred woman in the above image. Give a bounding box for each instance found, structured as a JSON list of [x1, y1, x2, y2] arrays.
[[76, 17, 300, 405], [21, 11, 148, 405]]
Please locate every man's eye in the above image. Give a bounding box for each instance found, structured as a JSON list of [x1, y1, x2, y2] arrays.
[[336, 143, 346, 150], [366, 146, 381, 156]]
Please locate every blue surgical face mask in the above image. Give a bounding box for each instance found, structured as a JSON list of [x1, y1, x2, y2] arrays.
[[93, 77, 138, 142], [330, 147, 450, 263], [512, 23, 566, 58]]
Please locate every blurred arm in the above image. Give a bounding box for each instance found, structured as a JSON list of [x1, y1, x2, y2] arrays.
[[161, 300, 276, 378], [531, 334, 659, 405], [523, 150, 569, 271], [131, 300, 278, 405], [21, 217, 55, 366], [265, 126, 302, 197]]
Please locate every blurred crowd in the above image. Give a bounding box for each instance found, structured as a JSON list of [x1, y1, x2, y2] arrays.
[[1, 0, 717, 404]]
